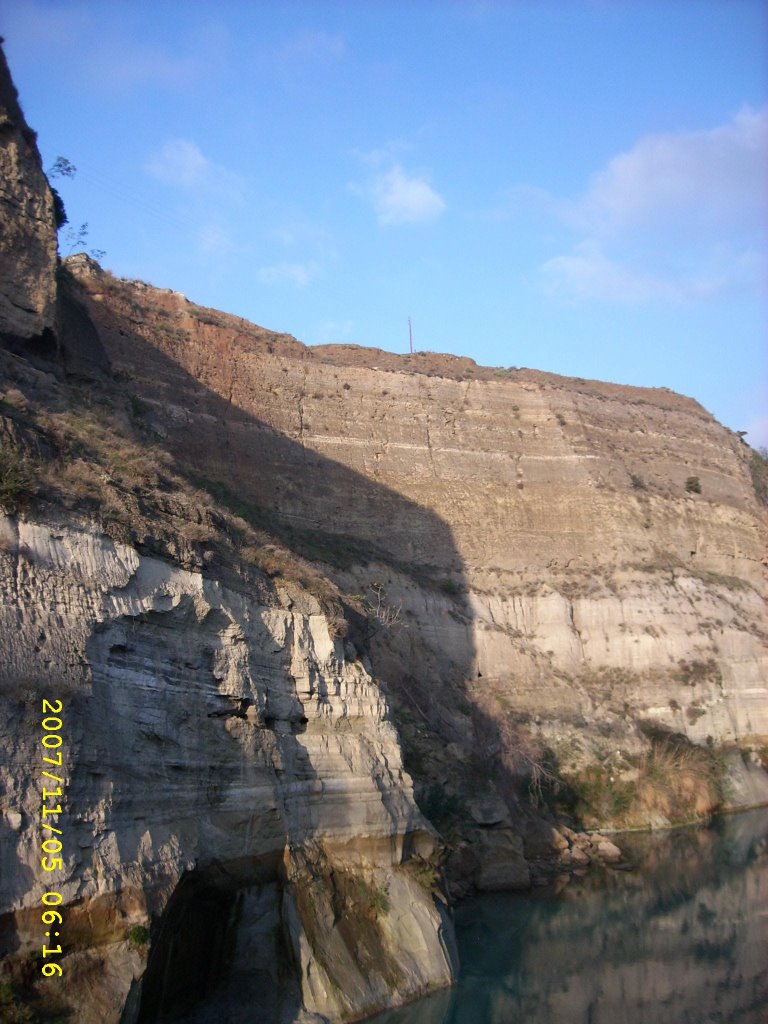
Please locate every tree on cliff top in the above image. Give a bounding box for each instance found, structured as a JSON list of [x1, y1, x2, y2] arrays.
[[46, 156, 105, 259], [47, 155, 76, 231]]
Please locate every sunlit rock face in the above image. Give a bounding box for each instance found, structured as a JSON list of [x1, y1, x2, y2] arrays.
[[71, 261, 768, 814], [0, 45, 57, 344], [0, 517, 456, 1022]]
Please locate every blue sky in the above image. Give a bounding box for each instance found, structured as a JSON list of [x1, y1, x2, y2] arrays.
[[3, 1, 767, 444]]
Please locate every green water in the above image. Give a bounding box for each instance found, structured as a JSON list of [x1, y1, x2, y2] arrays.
[[369, 810, 768, 1024]]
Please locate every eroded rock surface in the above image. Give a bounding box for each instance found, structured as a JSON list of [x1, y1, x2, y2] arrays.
[[0, 38, 766, 1023], [68, 260, 768, 833], [0, 517, 455, 1022]]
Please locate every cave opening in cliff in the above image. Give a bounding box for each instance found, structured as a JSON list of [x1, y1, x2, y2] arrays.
[[137, 856, 300, 1023], [1, 325, 58, 365]]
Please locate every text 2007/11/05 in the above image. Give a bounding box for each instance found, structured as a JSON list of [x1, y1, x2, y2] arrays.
[[39, 698, 66, 978]]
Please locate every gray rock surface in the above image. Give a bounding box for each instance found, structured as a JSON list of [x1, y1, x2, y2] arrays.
[[0, 515, 456, 1022], [469, 794, 512, 827], [71, 259, 768, 816]]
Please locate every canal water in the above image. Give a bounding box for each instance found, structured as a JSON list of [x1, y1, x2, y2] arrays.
[[368, 809, 768, 1024]]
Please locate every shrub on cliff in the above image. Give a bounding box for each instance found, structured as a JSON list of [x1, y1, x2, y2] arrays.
[[50, 185, 67, 229], [127, 924, 150, 949], [0, 442, 35, 510], [634, 736, 725, 821], [47, 156, 75, 231], [0, 982, 33, 1023], [567, 734, 726, 829], [439, 577, 461, 597], [570, 765, 633, 824]]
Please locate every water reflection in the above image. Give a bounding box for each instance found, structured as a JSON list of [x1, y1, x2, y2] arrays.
[[370, 810, 768, 1024]]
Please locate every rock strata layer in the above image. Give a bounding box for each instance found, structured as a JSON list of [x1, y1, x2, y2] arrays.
[[0, 517, 455, 1022], [69, 261, 768, 831]]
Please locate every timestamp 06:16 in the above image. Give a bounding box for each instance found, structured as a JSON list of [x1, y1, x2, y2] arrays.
[[39, 698, 66, 977]]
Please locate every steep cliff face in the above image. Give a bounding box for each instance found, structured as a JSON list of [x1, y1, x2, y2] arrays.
[[67, 261, 768, 838], [0, 44, 57, 345], [0, 43, 457, 1015], [0, 516, 455, 1022]]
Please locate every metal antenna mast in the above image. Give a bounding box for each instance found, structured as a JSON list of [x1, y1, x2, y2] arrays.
[[408, 317, 413, 354]]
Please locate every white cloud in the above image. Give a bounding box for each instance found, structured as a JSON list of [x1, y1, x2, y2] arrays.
[[145, 139, 244, 198], [353, 140, 413, 168], [260, 216, 336, 289], [255, 261, 320, 287], [355, 164, 446, 226], [144, 140, 245, 263], [574, 107, 767, 237], [147, 139, 210, 189], [536, 107, 768, 304], [542, 241, 725, 305]]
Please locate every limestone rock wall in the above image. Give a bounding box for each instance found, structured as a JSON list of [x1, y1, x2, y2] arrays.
[[0, 515, 455, 1022], [72, 268, 768, 789], [2, 35, 764, 1023]]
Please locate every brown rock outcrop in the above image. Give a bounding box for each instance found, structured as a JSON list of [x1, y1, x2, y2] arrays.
[[67, 263, 768, 831], [0, 41, 57, 344]]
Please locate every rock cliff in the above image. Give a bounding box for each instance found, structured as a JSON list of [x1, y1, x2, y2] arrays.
[[0, 44, 456, 1022], [0, 42, 57, 346], [0, 516, 456, 1022], [66, 260, 768, 836]]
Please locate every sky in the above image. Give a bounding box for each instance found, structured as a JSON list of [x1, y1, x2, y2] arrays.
[[2, 0, 767, 445]]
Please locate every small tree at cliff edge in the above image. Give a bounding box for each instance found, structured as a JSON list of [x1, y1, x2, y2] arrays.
[[46, 155, 105, 261]]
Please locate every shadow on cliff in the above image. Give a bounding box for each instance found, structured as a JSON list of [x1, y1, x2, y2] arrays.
[[80, 289, 479, 747], [1, 271, 581, 1020], [63, 290, 477, 1021], [76, 283, 559, 835]]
